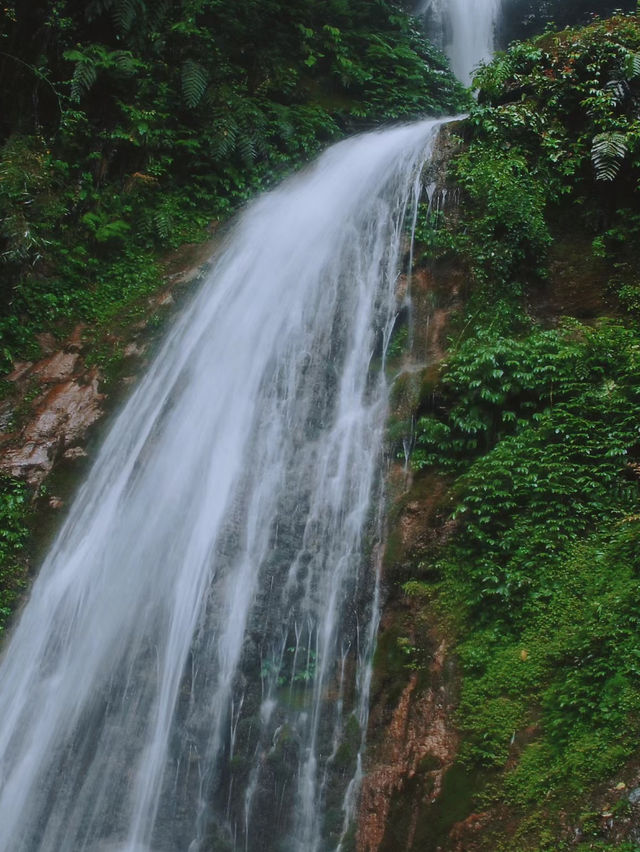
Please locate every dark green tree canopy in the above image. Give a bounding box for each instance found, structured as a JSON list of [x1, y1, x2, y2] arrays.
[[0, 0, 466, 368], [498, 0, 637, 44]]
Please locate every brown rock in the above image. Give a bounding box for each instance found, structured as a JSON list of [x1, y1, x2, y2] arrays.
[[25, 374, 104, 444], [0, 372, 104, 485], [162, 234, 219, 284], [34, 332, 58, 355], [66, 323, 87, 353], [63, 446, 88, 460], [157, 290, 174, 307], [6, 361, 34, 383], [31, 352, 79, 384], [449, 812, 491, 848], [1, 442, 52, 483], [123, 342, 147, 359], [357, 640, 458, 852]]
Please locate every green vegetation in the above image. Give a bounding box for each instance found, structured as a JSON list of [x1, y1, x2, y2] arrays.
[[0, 0, 467, 638], [0, 0, 466, 374], [399, 11, 640, 849], [3, 1, 640, 846], [498, 0, 637, 44], [0, 476, 30, 633]]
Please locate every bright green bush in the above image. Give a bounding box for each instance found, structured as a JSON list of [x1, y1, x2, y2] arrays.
[[416, 320, 640, 612], [454, 146, 551, 288], [0, 476, 29, 633], [0, 0, 468, 371]]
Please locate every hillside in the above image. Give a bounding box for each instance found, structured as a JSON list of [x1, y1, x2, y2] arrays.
[[0, 4, 639, 849], [0, 0, 466, 633], [363, 12, 640, 851]]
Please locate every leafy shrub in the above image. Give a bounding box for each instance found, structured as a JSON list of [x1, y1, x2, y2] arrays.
[[0, 476, 29, 633], [453, 146, 551, 288], [415, 321, 640, 614], [402, 13, 640, 848], [0, 0, 469, 371]]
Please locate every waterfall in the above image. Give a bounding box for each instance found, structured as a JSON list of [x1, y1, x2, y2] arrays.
[[416, 0, 501, 84], [0, 118, 449, 852]]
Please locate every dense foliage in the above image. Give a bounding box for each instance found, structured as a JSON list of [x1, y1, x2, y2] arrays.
[[404, 12, 640, 849], [0, 476, 29, 632], [0, 0, 466, 372], [0, 1, 469, 633], [462, 14, 640, 297], [499, 0, 637, 45]]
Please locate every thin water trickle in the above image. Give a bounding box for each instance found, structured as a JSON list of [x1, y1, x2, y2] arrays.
[[0, 118, 450, 851]]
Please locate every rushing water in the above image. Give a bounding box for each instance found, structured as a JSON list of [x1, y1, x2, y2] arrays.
[[416, 0, 501, 84], [0, 119, 447, 852]]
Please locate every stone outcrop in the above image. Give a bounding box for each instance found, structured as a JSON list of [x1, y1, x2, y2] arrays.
[[358, 166, 468, 852], [1, 363, 104, 486], [0, 234, 219, 492], [358, 638, 458, 852]]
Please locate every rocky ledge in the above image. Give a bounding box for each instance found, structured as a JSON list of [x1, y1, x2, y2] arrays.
[[0, 235, 218, 496]]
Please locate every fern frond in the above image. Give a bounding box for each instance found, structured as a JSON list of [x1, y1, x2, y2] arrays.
[[268, 103, 294, 141], [606, 79, 628, 106], [236, 103, 269, 158], [591, 131, 628, 182], [112, 50, 138, 75], [148, 0, 170, 31], [70, 60, 97, 101], [112, 0, 140, 33], [86, 0, 115, 22], [237, 134, 256, 165], [154, 208, 172, 240], [210, 114, 238, 158], [201, 84, 217, 108], [181, 59, 208, 109], [624, 51, 640, 81]]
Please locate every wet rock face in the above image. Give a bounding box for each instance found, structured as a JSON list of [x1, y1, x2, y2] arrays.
[[357, 640, 458, 852], [358, 174, 467, 851], [1, 369, 104, 486], [0, 324, 105, 486], [355, 471, 462, 851], [30, 351, 80, 384], [0, 234, 220, 492]]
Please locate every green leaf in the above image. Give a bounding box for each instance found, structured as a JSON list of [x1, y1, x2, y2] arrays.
[[181, 59, 208, 109], [591, 132, 628, 182]]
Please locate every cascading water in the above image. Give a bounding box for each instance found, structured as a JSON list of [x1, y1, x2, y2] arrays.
[[416, 0, 501, 84], [0, 118, 448, 852]]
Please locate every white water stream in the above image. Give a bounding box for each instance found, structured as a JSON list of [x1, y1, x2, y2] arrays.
[[0, 119, 448, 852], [416, 0, 501, 84]]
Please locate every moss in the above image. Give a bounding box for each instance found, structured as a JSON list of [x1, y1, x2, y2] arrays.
[[379, 762, 489, 852], [371, 621, 414, 708], [332, 714, 361, 770], [381, 525, 408, 583], [417, 752, 444, 773], [421, 763, 485, 848]]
